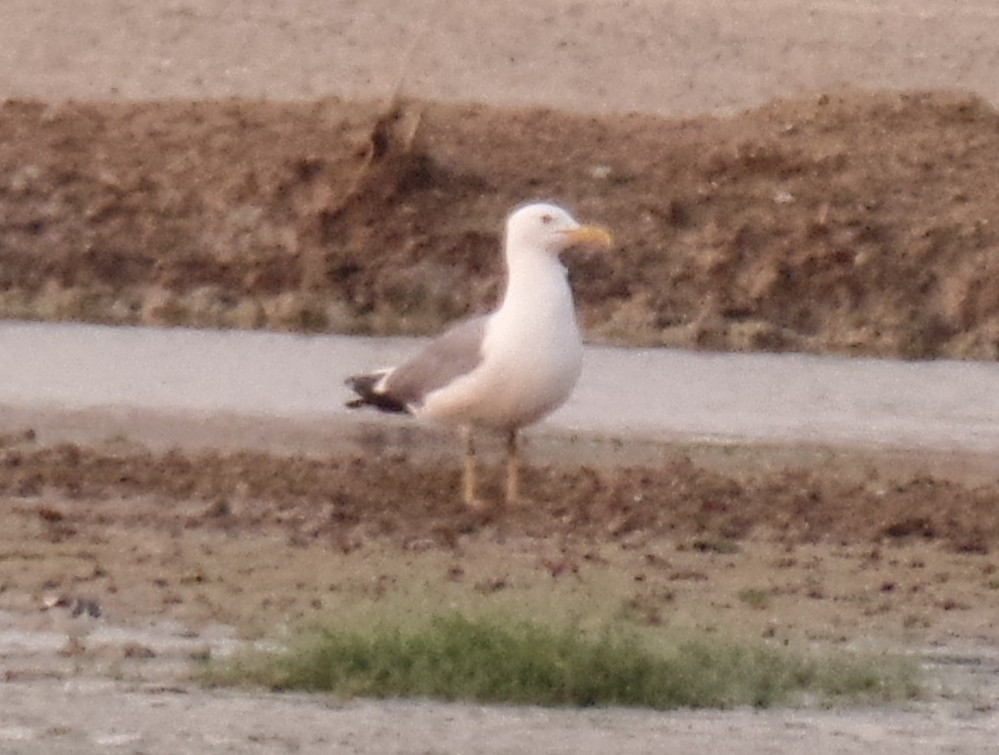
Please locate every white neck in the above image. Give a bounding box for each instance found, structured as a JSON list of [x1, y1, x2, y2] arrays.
[[499, 246, 571, 315]]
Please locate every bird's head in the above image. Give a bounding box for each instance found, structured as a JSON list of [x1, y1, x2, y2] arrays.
[[504, 202, 613, 258]]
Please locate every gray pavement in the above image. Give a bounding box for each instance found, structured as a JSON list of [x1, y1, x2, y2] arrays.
[[2, 321, 999, 453]]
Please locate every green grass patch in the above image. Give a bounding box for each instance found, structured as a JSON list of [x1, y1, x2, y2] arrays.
[[204, 614, 920, 710]]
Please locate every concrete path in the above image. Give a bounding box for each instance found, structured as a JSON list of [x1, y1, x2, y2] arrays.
[[2, 321, 999, 453]]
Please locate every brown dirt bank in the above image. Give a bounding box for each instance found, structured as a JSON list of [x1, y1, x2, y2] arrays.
[[3, 89, 999, 359]]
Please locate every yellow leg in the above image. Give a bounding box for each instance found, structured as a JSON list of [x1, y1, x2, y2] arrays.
[[505, 429, 519, 506], [462, 426, 484, 510]]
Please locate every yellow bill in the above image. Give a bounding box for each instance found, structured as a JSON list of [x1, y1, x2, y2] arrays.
[[562, 224, 613, 248]]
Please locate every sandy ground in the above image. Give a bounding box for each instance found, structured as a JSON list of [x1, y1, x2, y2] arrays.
[[5, 0, 999, 116], [5, 1, 999, 753]]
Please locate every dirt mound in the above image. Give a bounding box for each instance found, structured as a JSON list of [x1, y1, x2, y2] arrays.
[[2, 432, 996, 553], [3, 90, 999, 358]]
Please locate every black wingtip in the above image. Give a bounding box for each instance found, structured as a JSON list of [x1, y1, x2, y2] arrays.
[[344, 373, 410, 414]]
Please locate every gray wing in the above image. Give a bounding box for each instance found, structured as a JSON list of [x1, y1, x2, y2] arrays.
[[382, 316, 488, 409]]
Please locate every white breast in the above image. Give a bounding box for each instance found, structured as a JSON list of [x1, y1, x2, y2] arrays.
[[418, 254, 583, 429]]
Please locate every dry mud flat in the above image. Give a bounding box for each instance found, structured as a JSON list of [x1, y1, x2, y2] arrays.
[[2, 679, 999, 755], [1, 426, 999, 753]]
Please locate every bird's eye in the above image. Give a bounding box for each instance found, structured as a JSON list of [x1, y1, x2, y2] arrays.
[[540, 214, 553, 224]]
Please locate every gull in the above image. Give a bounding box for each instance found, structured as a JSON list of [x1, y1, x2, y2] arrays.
[[346, 202, 612, 509]]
